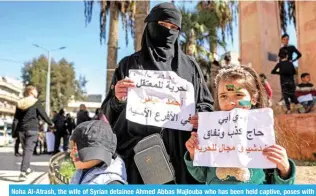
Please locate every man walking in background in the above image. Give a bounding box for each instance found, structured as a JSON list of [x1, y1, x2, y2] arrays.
[[12, 85, 54, 181], [76, 104, 91, 126]]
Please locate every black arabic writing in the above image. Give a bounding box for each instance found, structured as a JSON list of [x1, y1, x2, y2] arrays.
[[135, 79, 187, 93], [203, 127, 264, 141], [218, 114, 247, 125]]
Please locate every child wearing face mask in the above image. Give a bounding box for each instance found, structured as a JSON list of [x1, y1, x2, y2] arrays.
[[185, 65, 296, 184], [69, 120, 127, 184]]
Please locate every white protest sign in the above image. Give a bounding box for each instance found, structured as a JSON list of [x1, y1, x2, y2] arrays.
[[297, 94, 313, 103], [194, 108, 276, 168], [126, 69, 195, 131]]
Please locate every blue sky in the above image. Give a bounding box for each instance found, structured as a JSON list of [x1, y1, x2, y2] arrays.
[[0, 1, 296, 100]]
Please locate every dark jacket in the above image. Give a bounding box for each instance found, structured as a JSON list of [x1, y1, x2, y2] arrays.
[[279, 45, 302, 62], [53, 114, 66, 135], [65, 117, 75, 135], [12, 97, 53, 138], [76, 110, 91, 126], [271, 60, 296, 84]]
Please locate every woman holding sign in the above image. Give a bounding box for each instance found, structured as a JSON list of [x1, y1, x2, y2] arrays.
[[185, 65, 296, 184], [101, 2, 213, 184]]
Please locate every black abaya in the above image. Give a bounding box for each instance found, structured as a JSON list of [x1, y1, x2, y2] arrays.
[[101, 2, 214, 184]]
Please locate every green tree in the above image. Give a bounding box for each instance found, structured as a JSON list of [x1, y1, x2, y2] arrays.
[[196, 0, 238, 51], [21, 55, 87, 112], [84, 0, 136, 93], [179, 1, 238, 93]]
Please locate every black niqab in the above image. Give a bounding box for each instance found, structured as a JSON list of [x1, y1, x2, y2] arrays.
[[141, 2, 184, 72]]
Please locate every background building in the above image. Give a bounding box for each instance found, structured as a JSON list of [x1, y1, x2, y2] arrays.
[[65, 94, 102, 118], [0, 76, 23, 124]]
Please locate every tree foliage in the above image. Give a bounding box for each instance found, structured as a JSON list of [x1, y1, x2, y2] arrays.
[[179, 1, 238, 92], [180, 1, 237, 65], [84, 0, 136, 46], [21, 55, 87, 112], [279, 0, 296, 34]]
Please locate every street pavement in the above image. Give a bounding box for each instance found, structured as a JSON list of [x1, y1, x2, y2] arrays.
[[0, 143, 51, 196]]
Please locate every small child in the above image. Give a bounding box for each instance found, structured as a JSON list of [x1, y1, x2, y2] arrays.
[[296, 73, 316, 113], [186, 65, 296, 184], [69, 120, 127, 184], [259, 74, 273, 106], [271, 48, 304, 114]]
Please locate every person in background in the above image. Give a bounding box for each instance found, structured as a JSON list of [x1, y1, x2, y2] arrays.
[[33, 125, 44, 155], [93, 108, 101, 120], [277, 34, 302, 106], [93, 108, 109, 123], [76, 104, 91, 126], [271, 49, 304, 114], [295, 73, 316, 113], [260, 74, 273, 107], [12, 85, 54, 181], [187, 65, 296, 184], [223, 55, 231, 67], [53, 109, 67, 154], [52, 111, 57, 119], [65, 113, 75, 136], [279, 34, 302, 63], [69, 120, 127, 184], [14, 136, 21, 157]]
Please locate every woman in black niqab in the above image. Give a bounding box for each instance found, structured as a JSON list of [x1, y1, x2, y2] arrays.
[[101, 2, 214, 184]]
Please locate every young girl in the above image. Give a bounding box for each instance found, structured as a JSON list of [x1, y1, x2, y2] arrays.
[[185, 65, 296, 184]]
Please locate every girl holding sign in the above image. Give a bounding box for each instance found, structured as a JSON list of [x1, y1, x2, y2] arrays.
[[185, 65, 296, 184]]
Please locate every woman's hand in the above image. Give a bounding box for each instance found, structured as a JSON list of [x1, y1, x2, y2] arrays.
[[263, 144, 290, 178], [115, 78, 135, 101], [189, 114, 198, 129], [185, 132, 199, 160]]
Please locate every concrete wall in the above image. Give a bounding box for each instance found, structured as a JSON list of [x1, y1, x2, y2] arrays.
[[239, 1, 282, 103], [275, 113, 316, 161], [296, 2, 316, 85]]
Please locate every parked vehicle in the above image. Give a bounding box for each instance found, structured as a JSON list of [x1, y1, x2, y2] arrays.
[[7, 128, 14, 144], [0, 131, 9, 146], [0, 120, 9, 146]]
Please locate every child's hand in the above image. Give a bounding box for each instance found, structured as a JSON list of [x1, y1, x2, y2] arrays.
[[185, 132, 199, 160], [263, 145, 290, 178], [189, 114, 198, 129]]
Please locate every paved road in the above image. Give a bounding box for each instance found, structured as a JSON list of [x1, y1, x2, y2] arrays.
[[0, 144, 51, 195]]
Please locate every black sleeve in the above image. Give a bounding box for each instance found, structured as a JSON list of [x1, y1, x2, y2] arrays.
[[12, 108, 20, 138], [271, 63, 280, 75], [190, 57, 214, 112], [101, 58, 128, 127], [36, 102, 53, 126], [292, 46, 302, 62]]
